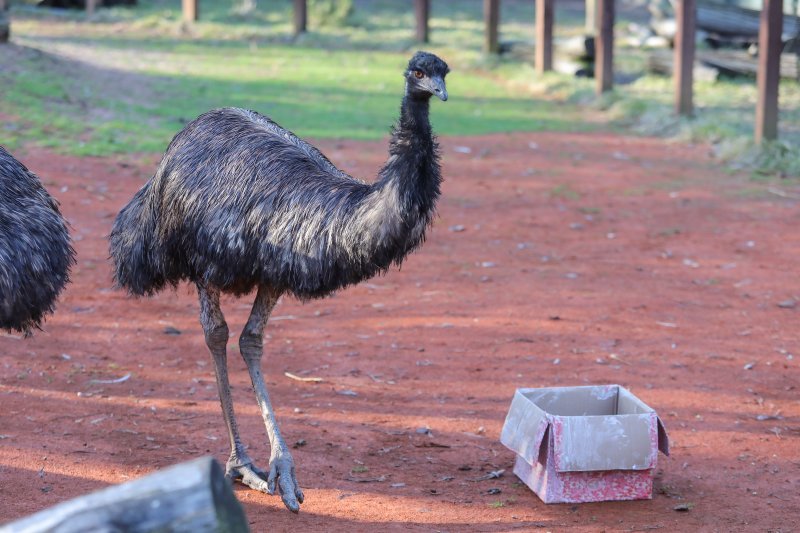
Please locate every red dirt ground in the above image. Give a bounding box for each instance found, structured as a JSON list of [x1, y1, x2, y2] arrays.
[[1, 132, 798, 532]]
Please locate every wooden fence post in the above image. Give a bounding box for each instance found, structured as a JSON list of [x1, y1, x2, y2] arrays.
[[595, 0, 614, 93], [755, 0, 783, 143], [674, 0, 696, 116], [484, 0, 500, 54], [535, 0, 554, 73], [0, 0, 9, 43], [86, 0, 96, 16], [414, 0, 430, 43], [182, 0, 198, 22], [294, 0, 307, 35]]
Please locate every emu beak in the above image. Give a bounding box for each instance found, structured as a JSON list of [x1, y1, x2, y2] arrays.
[[430, 76, 448, 101]]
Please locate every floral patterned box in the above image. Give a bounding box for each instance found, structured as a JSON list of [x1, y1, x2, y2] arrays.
[[500, 385, 670, 504]]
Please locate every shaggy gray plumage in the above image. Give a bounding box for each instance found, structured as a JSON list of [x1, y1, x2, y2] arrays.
[[110, 52, 449, 299], [109, 51, 449, 513], [0, 146, 75, 335]]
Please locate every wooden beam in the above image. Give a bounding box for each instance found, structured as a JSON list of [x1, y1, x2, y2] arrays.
[[294, 0, 307, 35], [484, 0, 500, 54], [2, 457, 249, 533], [535, 0, 554, 73], [414, 0, 430, 43], [595, 0, 614, 93], [674, 0, 696, 116], [182, 0, 198, 22], [755, 0, 783, 143]]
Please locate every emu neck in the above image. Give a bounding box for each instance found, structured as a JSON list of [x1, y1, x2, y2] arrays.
[[397, 95, 432, 143], [376, 94, 439, 212]]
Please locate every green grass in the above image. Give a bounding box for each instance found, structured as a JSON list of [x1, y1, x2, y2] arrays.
[[1, 0, 594, 155]]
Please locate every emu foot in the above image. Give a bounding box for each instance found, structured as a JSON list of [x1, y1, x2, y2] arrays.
[[267, 454, 304, 513], [226, 456, 303, 513]]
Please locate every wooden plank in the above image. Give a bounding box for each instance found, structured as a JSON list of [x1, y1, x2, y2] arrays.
[[182, 0, 198, 22], [484, 0, 500, 54], [1, 457, 249, 533], [294, 0, 307, 35], [674, 0, 696, 116], [536, 0, 554, 73], [755, 0, 783, 143], [414, 0, 430, 43], [595, 0, 614, 93]]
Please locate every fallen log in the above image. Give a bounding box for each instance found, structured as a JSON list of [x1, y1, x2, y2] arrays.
[[647, 47, 799, 80], [0, 457, 249, 533]]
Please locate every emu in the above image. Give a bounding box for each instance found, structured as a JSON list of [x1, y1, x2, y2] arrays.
[[109, 51, 449, 512], [0, 147, 75, 336]]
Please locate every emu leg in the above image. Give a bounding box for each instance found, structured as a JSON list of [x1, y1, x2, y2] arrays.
[[197, 283, 270, 493], [239, 285, 303, 513]]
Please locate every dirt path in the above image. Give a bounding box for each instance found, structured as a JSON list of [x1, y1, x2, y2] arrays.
[[1, 132, 798, 531]]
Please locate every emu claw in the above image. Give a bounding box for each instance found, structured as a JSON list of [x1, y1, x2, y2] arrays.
[[267, 455, 304, 513]]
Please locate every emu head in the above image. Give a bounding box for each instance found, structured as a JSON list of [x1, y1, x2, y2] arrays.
[[405, 51, 450, 102]]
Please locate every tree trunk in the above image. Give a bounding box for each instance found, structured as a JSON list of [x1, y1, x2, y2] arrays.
[[1, 457, 249, 533]]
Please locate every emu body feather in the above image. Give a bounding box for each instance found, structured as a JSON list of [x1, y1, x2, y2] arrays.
[[0, 147, 75, 334], [110, 102, 441, 299]]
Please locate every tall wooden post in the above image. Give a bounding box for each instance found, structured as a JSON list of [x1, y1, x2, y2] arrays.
[[674, 0, 696, 116], [535, 0, 554, 73], [0, 0, 9, 43], [182, 0, 198, 22], [86, 0, 96, 15], [484, 0, 500, 54], [595, 0, 614, 93], [294, 0, 307, 35], [755, 0, 783, 143], [414, 0, 430, 43]]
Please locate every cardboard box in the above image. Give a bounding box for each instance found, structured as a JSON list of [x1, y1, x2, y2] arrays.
[[500, 384, 669, 504]]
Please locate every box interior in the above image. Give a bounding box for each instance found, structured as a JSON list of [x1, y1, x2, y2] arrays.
[[521, 385, 653, 417]]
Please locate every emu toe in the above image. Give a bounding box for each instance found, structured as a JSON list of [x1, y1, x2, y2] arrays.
[[267, 455, 304, 513], [226, 462, 270, 493]]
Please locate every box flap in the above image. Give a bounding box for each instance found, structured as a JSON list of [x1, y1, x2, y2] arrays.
[[657, 417, 670, 456], [500, 389, 550, 464], [552, 413, 658, 472]]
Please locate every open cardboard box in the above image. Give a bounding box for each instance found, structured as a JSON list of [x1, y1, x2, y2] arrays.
[[500, 384, 669, 504]]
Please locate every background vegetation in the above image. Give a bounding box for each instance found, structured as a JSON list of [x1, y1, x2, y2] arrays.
[[0, 0, 797, 177]]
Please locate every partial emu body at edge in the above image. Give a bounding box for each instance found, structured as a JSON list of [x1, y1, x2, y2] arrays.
[[109, 51, 449, 513], [0, 147, 75, 336]]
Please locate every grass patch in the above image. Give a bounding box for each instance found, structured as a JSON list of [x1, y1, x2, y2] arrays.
[[1, 0, 593, 155]]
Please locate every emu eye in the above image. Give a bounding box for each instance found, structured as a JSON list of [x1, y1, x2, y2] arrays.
[[413, 70, 424, 79]]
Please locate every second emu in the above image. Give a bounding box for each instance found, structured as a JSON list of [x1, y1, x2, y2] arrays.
[[110, 51, 450, 512], [0, 147, 75, 336]]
